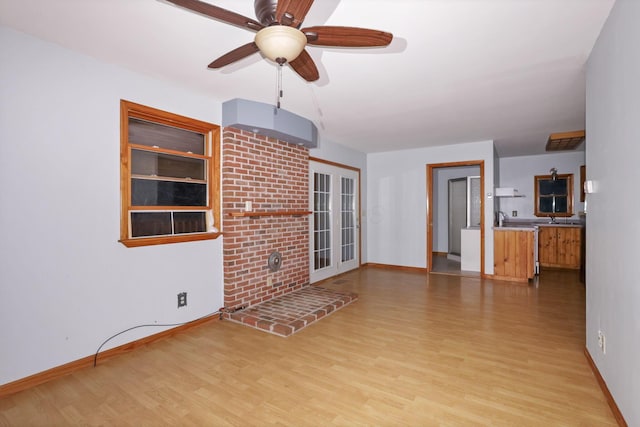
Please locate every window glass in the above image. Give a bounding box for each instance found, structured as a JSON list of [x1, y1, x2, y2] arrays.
[[131, 179, 207, 206], [539, 179, 567, 196], [131, 212, 172, 237], [174, 212, 207, 234], [131, 150, 205, 180], [129, 118, 205, 154]]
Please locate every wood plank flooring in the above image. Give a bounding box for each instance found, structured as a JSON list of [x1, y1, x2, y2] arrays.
[[431, 254, 481, 278], [0, 268, 616, 426]]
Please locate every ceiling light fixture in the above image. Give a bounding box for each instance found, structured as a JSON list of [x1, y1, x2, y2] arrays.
[[254, 25, 307, 65]]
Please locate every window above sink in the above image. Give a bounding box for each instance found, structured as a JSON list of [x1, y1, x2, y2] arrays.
[[534, 173, 574, 217]]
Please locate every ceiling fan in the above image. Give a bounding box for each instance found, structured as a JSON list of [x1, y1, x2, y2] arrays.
[[165, 0, 394, 82]]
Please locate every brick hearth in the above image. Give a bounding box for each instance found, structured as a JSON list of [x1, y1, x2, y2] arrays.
[[224, 286, 358, 337]]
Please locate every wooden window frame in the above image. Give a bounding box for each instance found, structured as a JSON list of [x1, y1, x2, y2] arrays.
[[119, 100, 221, 247], [534, 173, 574, 218]]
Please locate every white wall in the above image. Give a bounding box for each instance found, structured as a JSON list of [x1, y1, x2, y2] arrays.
[[586, 0, 640, 424], [498, 151, 585, 220], [0, 27, 225, 386], [310, 139, 368, 263], [367, 140, 495, 272]]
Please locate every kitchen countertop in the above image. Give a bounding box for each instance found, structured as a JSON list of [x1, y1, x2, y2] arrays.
[[535, 223, 584, 228], [494, 225, 537, 230], [494, 220, 584, 230]]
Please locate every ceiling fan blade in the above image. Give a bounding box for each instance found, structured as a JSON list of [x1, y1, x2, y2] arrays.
[[276, 0, 315, 27], [302, 26, 393, 47], [166, 0, 263, 31], [208, 42, 260, 68], [288, 49, 320, 82]]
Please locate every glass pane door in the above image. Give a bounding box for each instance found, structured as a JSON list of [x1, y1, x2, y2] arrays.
[[341, 177, 356, 263], [309, 161, 360, 283], [313, 172, 331, 271]]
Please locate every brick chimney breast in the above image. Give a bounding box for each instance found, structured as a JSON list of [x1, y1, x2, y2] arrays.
[[222, 128, 310, 310]]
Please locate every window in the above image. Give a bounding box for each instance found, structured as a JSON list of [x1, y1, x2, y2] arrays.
[[534, 173, 573, 218], [120, 100, 220, 247]]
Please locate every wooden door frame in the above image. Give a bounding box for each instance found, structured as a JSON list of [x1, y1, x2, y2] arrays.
[[426, 161, 485, 274]]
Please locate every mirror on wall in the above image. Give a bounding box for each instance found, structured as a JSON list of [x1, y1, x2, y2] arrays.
[[534, 173, 574, 217]]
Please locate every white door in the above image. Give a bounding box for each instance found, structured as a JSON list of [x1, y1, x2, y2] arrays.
[[309, 161, 360, 283]]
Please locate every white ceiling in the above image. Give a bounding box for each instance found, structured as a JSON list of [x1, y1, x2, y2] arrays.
[[0, 0, 614, 157]]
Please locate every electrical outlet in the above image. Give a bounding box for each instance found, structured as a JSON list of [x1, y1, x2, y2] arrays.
[[512, 210, 517, 217], [177, 292, 187, 308], [267, 277, 273, 286]]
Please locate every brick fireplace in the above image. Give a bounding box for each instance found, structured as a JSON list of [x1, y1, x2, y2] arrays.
[[222, 128, 310, 311]]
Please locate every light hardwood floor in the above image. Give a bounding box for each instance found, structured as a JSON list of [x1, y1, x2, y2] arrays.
[[0, 268, 616, 426], [431, 254, 481, 278]]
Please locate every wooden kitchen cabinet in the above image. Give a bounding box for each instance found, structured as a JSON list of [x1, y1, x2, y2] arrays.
[[538, 226, 582, 269], [494, 229, 535, 282]]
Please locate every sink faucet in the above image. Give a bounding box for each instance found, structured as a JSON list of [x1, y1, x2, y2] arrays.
[[498, 211, 506, 227]]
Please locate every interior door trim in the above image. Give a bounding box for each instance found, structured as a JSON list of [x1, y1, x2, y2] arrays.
[[426, 160, 485, 275]]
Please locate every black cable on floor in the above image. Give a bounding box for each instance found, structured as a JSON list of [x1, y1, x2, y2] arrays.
[[93, 310, 220, 367]]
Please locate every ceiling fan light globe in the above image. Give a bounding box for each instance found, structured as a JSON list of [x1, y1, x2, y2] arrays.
[[254, 25, 307, 63]]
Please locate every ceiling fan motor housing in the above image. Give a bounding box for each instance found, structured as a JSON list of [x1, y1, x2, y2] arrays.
[[254, 0, 278, 25]]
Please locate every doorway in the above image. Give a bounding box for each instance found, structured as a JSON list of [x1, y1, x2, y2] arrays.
[[448, 177, 467, 258], [309, 159, 361, 283], [426, 161, 485, 276]]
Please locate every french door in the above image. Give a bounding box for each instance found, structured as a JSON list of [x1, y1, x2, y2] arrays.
[[309, 161, 360, 283]]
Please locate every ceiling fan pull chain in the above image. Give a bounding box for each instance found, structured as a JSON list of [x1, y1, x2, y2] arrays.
[[276, 64, 283, 109], [274, 64, 278, 108]]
